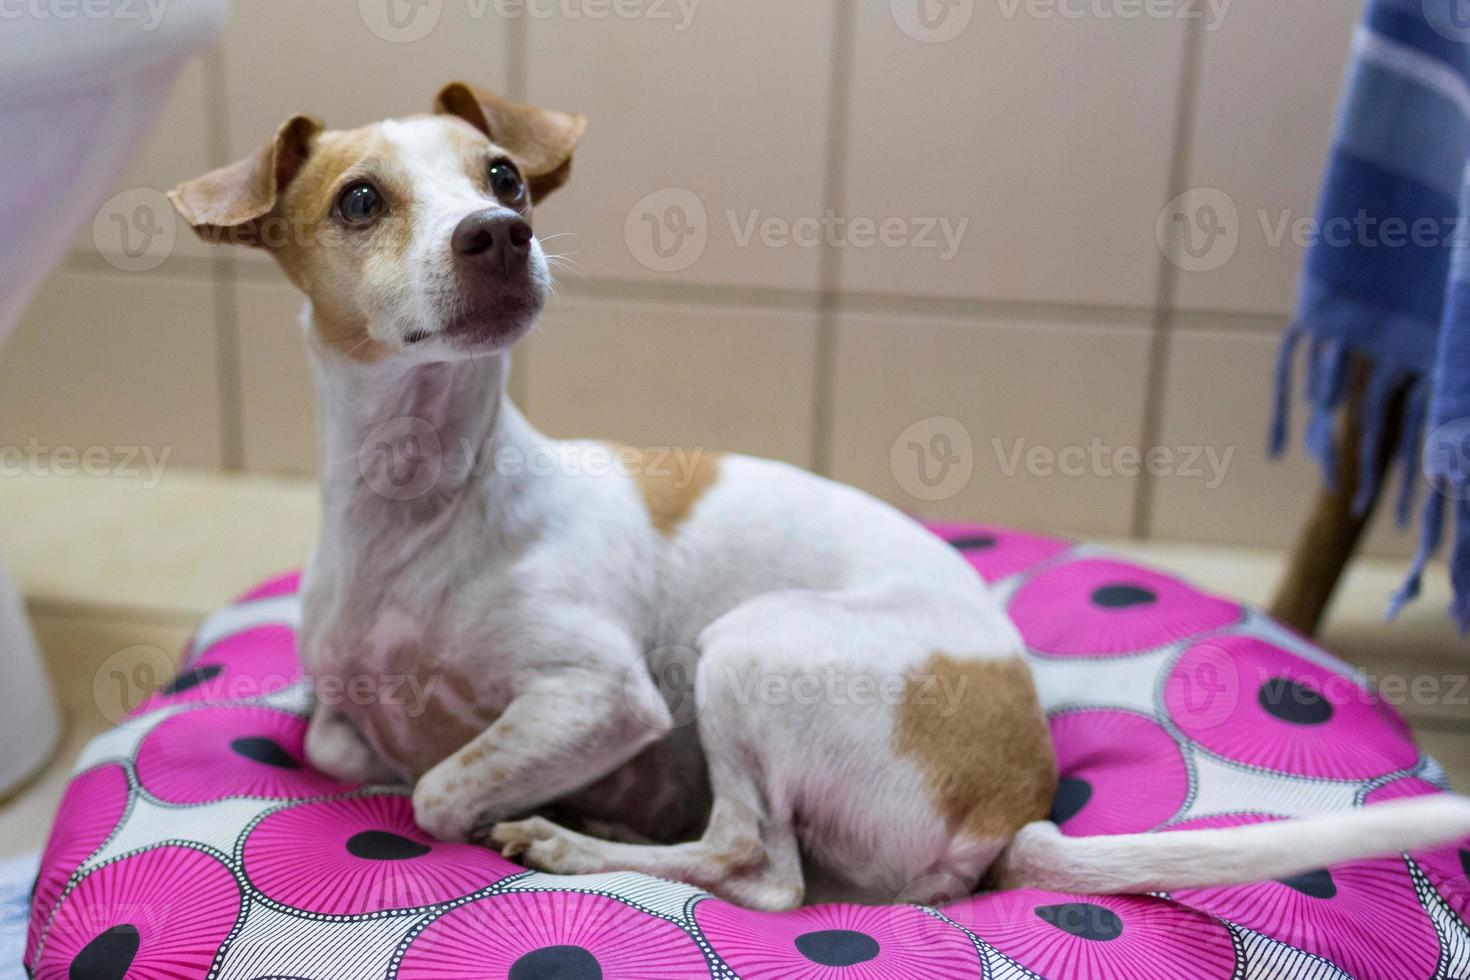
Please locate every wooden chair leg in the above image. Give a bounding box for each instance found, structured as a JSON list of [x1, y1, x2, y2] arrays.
[[1269, 355, 1409, 636]]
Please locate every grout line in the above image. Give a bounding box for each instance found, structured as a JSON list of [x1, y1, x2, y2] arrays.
[[809, 0, 858, 477], [1131, 16, 1207, 540], [202, 45, 246, 472]]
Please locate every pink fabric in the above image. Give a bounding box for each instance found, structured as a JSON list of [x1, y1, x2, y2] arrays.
[[1165, 635, 1417, 779], [137, 624, 302, 713], [398, 891, 710, 978], [244, 794, 519, 915], [33, 847, 240, 980], [234, 570, 302, 603], [1009, 558, 1240, 656], [135, 704, 352, 804], [927, 522, 1071, 583], [944, 890, 1237, 980], [1048, 710, 1189, 836], [25, 765, 128, 974]]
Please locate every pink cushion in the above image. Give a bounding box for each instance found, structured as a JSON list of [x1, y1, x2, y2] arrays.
[[26, 523, 1469, 979]]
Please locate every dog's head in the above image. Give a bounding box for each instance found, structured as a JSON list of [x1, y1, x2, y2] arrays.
[[170, 84, 585, 362]]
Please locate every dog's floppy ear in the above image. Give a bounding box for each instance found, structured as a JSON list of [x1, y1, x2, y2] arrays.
[[168, 114, 324, 246], [434, 82, 587, 201]]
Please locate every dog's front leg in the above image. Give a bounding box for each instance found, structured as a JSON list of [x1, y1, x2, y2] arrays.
[[305, 703, 401, 785], [412, 665, 671, 843]]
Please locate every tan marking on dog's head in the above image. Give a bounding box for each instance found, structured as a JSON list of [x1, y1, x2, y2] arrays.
[[893, 652, 1056, 840], [617, 447, 724, 537], [168, 85, 586, 364]]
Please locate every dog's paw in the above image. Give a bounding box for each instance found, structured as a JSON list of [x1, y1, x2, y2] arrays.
[[411, 772, 478, 842], [489, 817, 569, 868]]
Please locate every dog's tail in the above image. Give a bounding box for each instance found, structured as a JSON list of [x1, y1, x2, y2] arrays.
[[996, 795, 1470, 894]]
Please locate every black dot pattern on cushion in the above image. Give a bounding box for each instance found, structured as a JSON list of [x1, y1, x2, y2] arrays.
[[794, 929, 881, 966], [1034, 903, 1125, 941], [228, 737, 301, 769], [163, 663, 224, 695], [1049, 776, 1094, 825], [949, 535, 998, 551], [1090, 585, 1157, 609], [69, 924, 139, 980], [508, 944, 603, 980], [1276, 869, 1337, 900], [344, 830, 432, 861], [1257, 677, 1334, 726]]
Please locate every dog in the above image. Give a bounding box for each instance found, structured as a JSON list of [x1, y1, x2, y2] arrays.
[[169, 82, 1470, 910]]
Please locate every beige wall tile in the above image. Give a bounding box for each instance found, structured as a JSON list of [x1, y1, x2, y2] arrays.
[[525, 3, 835, 290], [0, 270, 222, 467], [74, 56, 217, 267], [1151, 326, 1419, 558], [237, 280, 317, 475], [222, 0, 510, 153], [841, 7, 1185, 307], [1150, 329, 1316, 545], [1173, 0, 1361, 314], [520, 297, 818, 466], [830, 313, 1151, 535]]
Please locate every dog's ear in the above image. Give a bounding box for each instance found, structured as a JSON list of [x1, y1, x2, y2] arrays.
[[434, 82, 587, 201], [168, 114, 324, 246]]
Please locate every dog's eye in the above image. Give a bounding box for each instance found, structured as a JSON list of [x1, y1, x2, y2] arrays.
[[488, 160, 524, 203], [336, 180, 384, 226]]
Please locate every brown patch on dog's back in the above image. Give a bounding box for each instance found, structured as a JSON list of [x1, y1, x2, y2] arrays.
[[619, 447, 724, 537], [894, 652, 1056, 839]]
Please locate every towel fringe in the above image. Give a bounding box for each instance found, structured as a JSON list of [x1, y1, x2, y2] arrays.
[[1272, 327, 1468, 633]]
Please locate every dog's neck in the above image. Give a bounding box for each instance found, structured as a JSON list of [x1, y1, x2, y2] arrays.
[[306, 312, 547, 575]]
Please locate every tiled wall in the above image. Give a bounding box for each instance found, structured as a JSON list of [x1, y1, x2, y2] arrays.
[[4, 0, 1419, 553]]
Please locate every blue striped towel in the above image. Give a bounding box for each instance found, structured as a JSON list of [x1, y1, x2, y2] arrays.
[[1272, 0, 1470, 631]]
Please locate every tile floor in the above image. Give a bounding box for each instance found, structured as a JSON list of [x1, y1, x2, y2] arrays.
[[0, 468, 1465, 860]]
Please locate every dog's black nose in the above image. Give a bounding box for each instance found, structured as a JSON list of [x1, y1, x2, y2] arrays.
[[452, 210, 533, 274]]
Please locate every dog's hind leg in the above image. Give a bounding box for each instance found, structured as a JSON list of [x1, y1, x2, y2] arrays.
[[490, 644, 805, 911]]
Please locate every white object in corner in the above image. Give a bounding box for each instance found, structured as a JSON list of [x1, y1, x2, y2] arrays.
[[0, 0, 229, 794]]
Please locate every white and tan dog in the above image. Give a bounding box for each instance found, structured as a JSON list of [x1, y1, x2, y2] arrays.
[[171, 83, 1470, 910]]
